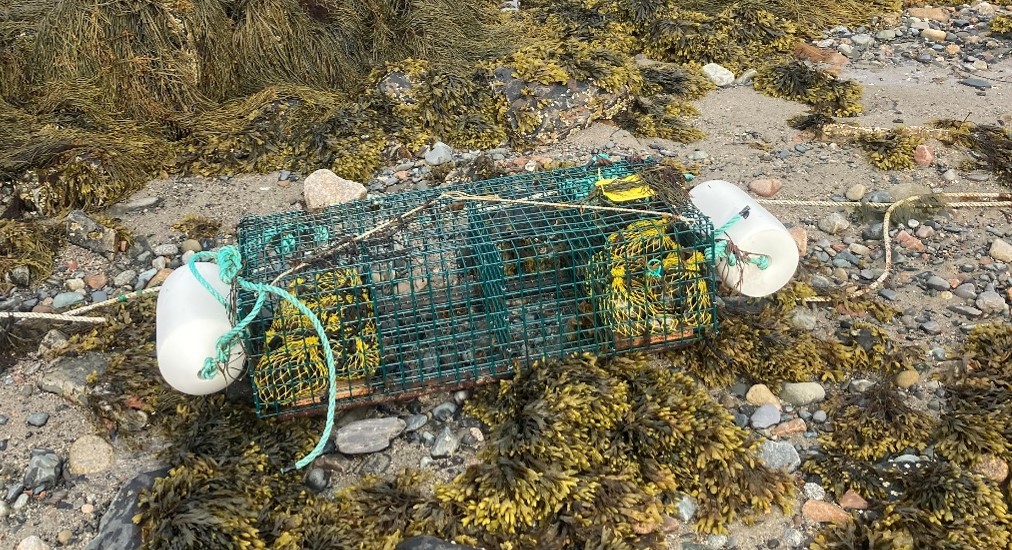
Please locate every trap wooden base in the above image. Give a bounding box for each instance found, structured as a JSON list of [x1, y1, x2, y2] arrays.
[[277, 380, 373, 420], [614, 328, 696, 352]]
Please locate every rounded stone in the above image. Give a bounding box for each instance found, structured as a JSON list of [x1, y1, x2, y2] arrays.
[[68, 435, 115, 475], [180, 239, 202, 253], [17, 536, 49, 550], [894, 370, 920, 389]]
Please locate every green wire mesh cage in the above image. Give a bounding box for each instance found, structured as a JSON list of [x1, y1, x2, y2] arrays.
[[234, 161, 719, 418]]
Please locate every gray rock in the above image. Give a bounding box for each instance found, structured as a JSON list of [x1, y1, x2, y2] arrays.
[[65, 210, 117, 255], [948, 305, 983, 319], [926, 275, 950, 291], [403, 414, 428, 432], [430, 426, 459, 458], [953, 283, 977, 299], [26, 412, 49, 427], [359, 453, 391, 475], [893, 454, 920, 463], [0, 500, 7, 518], [24, 449, 62, 491], [733, 413, 748, 427], [759, 440, 801, 472], [803, 482, 826, 500], [16, 535, 48, 550], [152, 243, 179, 257], [750, 404, 781, 429], [818, 212, 850, 235], [39, 352, 108, 407], [943, 169, 958, 181], [734, 69, 757, 85], [85, 468, 169, 550], [396, 536, 479, 550], [303, 169, 368, 210], [334, 417, 406, 454], [990, 239, 1012, 262], [879, 289, 898, 301], [702, 63, 735, 86], [106, 197, 161, 215], [38, 329, 69, 357], [920, 320, 943, 335], [6, 483, 23, 503], [783, 528, 805, 547], [13, 493, 29, 510], [53, 292, 85, 310], [688, 149, 709, 161], [424, 142, 454, 166], [789, 309, 818, 331], [8, 265, 31, 287], [430, 401, 457, 422], [812, 410, 828, 423], [876, 29, 896, 40], [676, 494, 698, 522], [180, 239, 202, 253], [851, 33, 875, 46], [112, 270, 137, 288], [959, 77, 992, 90], [976, 290, 1007, 314], [452, 390, 470, 405], [135, 268, 157, 290], [304, 468, 330, 493], [850, 379, 876, 393], [705, 534, 729, 549], [780, 382, 826, 406]]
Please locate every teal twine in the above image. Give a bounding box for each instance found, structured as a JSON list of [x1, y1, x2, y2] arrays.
[[187, 247, 338, 473], [646, 259, 663, 277], [705, 213, 771, 270]]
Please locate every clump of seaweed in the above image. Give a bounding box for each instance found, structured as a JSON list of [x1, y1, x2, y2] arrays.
[[818, 380, 935, 461], [789, 111, 836, 133], [0, 218, 60, 290], [933, 119, 1012, 187], [811, 461, 1012, 550], [615, 94, 706, 143], [851, 193, 947, 229], [171, 214, 222, 240], [855, 128, 925, 170], [753, 60, 863, 117], [990, 14, 1012, 38]]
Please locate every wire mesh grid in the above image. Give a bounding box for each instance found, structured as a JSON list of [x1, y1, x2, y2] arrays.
[[234, 161, 719, 418]]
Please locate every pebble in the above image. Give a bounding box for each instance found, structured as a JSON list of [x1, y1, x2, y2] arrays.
[[303, 169, 368, 209], [57, 530, 72, 545], [27, 412, 50, 427], [52, 292, 85, 310], [990, 238, 1012, 262], [702, 63, 735, 86], [81, 503, 95, 514], [751, 404, 781, 429], [68, 435, 115, 475], [812, 410, 828, 423], [745, 384, 781, 409], [424, 142, 454, 165], [705, 534, 729, 548], [976, 290, 1007, 314], [431, 426, 460, 458], [942, 168, 958, 181], [895, 231, 925, 252], [953, 283, 977, 299], [875, 29, 896, 40], [152, 243, 179, 257], [334, 417, 406, 454], [759, 440, 801, 472], [851, 33, 874, 46], [676, 495, 698, 521], [818, 213, 850, 235], [430, 401, 457, 422], [24, 449, 63, 492], [403, 414, 428, 432], [971, 454, 1009, 483], [788, 226, 808, 256], [14, 493, 29, 509], [960, 77, 992, 90], [913, 144, 934, 166], [844, 184, 866, 200], [779, 382, 825, 406], [112, 269, 136, 288], [789, 309, 818, 331], [749, 178, 782, 197], [180, 239, 202, 253], [926, 275, 950, 291], [894, 370, 920, 389], [802, 500, 850, 524], [839, 489, 869, 510], [65, 278, 85, 291], [16, 536, 49, 550], [304, 468, 330, 493], [921, 28, 948, 41], [803, 482, 826, 501], [920, 320, 943, 335], [783, 528, 804, 548], [771, 418, 807, 437]]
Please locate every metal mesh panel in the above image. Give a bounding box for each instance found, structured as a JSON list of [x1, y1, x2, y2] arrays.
[[234, 161, 719, 418]]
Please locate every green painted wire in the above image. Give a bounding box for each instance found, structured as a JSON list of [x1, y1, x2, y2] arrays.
[[187, 247, 338, 473]]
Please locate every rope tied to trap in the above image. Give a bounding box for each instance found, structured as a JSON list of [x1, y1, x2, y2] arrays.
[[705, 206, 772, 271], [187, 247, 340, 473]]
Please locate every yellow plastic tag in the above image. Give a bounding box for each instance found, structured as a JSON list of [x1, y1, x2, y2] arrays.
[[595, 175, 654, 202]]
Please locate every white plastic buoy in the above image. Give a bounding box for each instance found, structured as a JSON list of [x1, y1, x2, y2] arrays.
[[689, 180, 800, 297], [156, 262, 245, 395]]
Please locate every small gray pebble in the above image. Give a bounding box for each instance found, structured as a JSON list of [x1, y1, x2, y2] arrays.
[[26, 412, 50, 427], [812, 410, 828, 423], [304, 468, 330, 493]]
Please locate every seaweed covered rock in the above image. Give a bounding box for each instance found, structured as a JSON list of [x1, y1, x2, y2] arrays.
[[753, 60, 863, 117], [934, 119, 1012, 187], [0, 218, 60, 292]]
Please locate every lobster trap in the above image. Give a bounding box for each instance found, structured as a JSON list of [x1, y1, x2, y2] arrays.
[[234, 161, 720, 418]]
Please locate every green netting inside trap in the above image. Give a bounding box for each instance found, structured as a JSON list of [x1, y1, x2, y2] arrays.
[[234, 162, 718, 418]]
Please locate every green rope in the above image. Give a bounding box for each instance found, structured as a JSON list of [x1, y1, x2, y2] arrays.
[[706, 210, 771, 270], [187, 248, 338, 473]]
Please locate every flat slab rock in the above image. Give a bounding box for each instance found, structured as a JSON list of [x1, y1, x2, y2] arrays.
[[334, 417, 406, 454], [38, 352, 108, 407], [85, 468, 170, 550]]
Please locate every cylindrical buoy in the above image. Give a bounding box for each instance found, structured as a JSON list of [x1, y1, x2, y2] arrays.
[[156, 261, 245, 395], [689, 180, 800, 297]]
